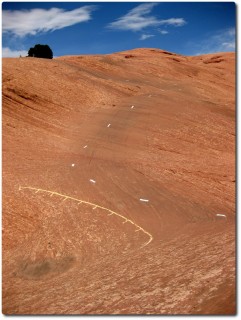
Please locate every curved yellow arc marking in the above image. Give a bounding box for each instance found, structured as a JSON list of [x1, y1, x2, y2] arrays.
[[19, 186, 153, 248]]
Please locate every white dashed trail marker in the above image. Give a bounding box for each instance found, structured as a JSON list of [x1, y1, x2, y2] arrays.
[[140, 198, 149, 202], [107, 123, 111, 128], [83, 145, 88, 149], [131, 105, 135, 109], [216, 214, 227, 218], [89, 179, 96, 184], [71, 164, 75, 167]]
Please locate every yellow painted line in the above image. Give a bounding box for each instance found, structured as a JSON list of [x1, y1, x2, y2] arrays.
[[19, 186, 153, 248]]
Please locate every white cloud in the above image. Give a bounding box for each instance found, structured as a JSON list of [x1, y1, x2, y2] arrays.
[[222, 42, 235, 50], [3, 6, 97, 37], [159, 30, 169, 35], [2, 47, 28, 57], [108, 3, 186, 31], [140, 34, 155, 40], [190, 27, 235, 55], [159, 18, 186, 27], [226, 28, 235, 36]]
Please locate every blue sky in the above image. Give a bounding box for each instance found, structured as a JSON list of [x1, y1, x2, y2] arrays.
[[2, 2, 236, 57]]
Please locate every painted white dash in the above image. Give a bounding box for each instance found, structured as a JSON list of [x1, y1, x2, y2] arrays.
[[71, 164, 75, 167], [107, 123, 111, 128], [131, 105, 135, 109], [216, 214, 227, 218], [83, 145, 88, 149], [89, 179, 96, 184], [140, 198, 149, 202]]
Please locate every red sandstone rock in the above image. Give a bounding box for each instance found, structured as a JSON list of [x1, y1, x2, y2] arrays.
[[2, 48, 235, 314]]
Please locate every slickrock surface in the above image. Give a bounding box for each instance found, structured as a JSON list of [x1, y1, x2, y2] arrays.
[[2, 48, 235, 314]]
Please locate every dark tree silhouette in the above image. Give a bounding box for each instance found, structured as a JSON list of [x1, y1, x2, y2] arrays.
[[28, 47, 35, 57], [28, 44, 53, 59]]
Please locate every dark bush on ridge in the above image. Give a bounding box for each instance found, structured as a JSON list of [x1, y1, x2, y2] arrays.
[[28, 44, 53, 59]]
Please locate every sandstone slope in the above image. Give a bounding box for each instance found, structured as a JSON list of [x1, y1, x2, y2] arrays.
[[2, 48, 235, 314]]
